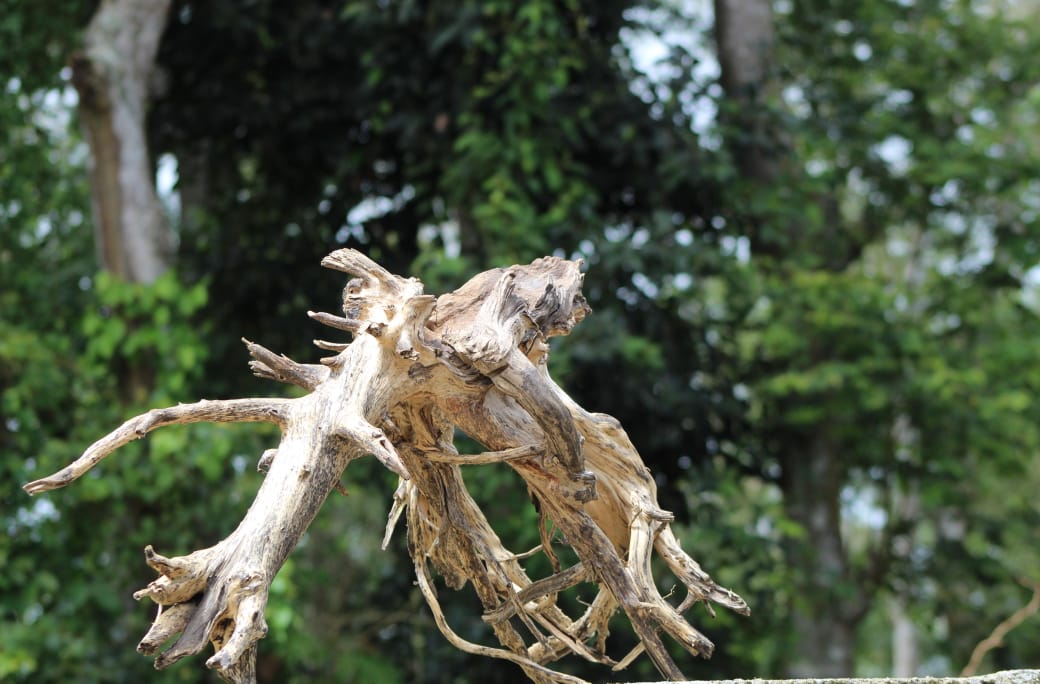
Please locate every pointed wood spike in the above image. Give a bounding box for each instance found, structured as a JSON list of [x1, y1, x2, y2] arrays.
[[307, 310, 364, 332], [313, 339, 349, 351], [144, 545, 192, 579], [138, 602, 195, 655], [321, 248, 407, 295]]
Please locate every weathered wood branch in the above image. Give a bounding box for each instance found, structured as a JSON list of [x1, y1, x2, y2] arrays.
[[23, 398, 291, 495], [243, 337, 328, 390], [23, 249, 747, 682]]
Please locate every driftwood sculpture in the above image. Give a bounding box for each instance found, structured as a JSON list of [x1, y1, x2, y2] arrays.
[[24, 250, 748, 683]]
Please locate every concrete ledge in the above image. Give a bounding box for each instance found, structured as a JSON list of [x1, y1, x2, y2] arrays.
[[644, 670, 1040, 684]]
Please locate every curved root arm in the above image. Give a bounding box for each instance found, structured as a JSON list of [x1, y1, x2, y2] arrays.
[[443, 367, 741, 679], [122, 388, 369, 680], [23, 398, 292, 495], [413, 554, 590, 684]]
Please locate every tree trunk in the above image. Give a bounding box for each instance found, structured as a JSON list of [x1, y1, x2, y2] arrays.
[[891, 597, 920, 677], [787, 617, 857, 679], [713, 0, 778, 185], [71, 0, 173, 283], [781, 433, 857, 677], [24, 250, 748, 683], [713, 1, 867, 675], [713, 0, 794, 259]]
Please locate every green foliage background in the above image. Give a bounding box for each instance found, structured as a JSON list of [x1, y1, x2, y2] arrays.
[[2, 0, 1040, 681]]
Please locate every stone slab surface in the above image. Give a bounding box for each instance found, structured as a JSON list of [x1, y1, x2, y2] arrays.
[[641, 670, 1040, 684]]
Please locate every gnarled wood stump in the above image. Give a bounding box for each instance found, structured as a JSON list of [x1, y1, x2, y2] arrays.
[[24, 250, 748, 683]]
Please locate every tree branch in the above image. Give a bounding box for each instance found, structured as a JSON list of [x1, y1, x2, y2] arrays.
[[961, 579, 1040, 677], [23, 398, 292, 495], [243, 338, 328, 390]]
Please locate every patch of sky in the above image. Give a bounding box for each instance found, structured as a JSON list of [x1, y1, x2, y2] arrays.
[[632, 272, 659, 298], [416, 219, 461, 258], [720, 235, 750, 263], [620, 0, 720, 138], [873, 135, 912, 176], [337, 184, 416, 244], [841, 484, 887, 530], [156, 153, 181, 225]]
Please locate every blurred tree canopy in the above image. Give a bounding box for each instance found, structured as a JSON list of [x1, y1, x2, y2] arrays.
[[2, 0, 1040, 681]]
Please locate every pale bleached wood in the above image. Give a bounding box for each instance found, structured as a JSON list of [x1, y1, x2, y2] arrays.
[[22, 398, 292, 495], [23, 248, 747, 683], [243, 337, 328, 390]]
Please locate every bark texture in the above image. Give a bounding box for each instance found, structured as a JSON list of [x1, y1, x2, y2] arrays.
[[25, 250, 747, 683], [71, 0, 173, 283]]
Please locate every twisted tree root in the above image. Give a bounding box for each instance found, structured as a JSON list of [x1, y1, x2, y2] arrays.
[[23, 249, 747, 682]]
